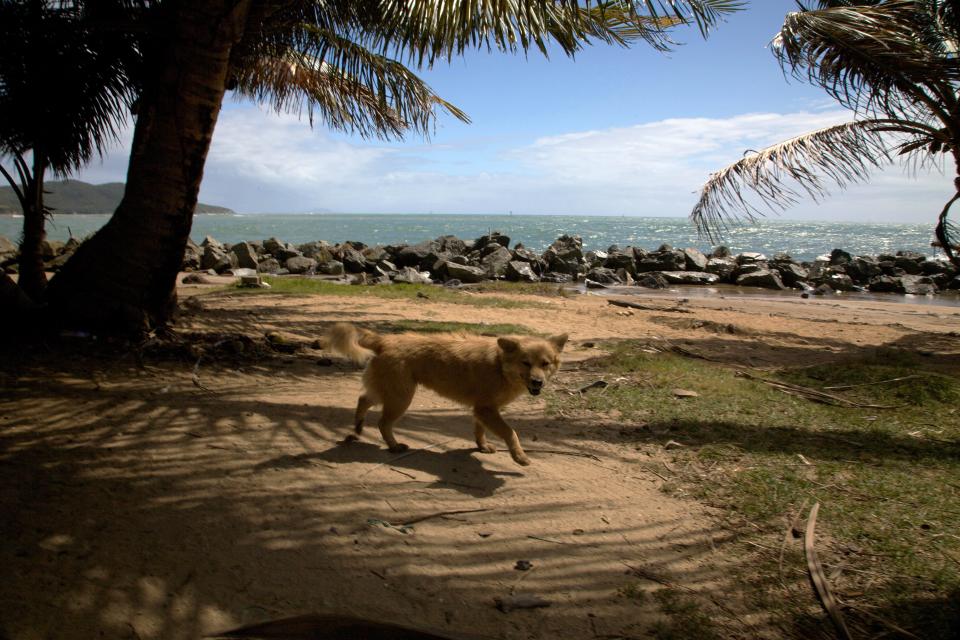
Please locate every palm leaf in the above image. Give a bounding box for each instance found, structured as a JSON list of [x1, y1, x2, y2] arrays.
[[691, 119, 895, 242], [233, 25, 468, 140]]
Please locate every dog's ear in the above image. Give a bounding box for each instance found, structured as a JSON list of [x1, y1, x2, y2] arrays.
[[548, 333, 568, 352], [497, 337, 520, 353]]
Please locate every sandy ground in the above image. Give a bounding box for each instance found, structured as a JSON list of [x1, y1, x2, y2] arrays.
[[2, 281, 959, 640]]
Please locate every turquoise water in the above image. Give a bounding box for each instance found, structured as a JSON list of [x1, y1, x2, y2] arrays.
[[0, 213, 940, 263]]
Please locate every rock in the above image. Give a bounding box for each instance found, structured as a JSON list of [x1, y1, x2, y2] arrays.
[[231, 241, 259, 269], [394, 240, 440, 269], [505, 260, 539, 282], [317, 260, 344, 276], [285, 256, 317, 274], [711, 245, 731, 258], [636, 272, 668, 289], [683, 247, 708, 271], [473, 231, 510, 251], [540, 271, 573, 284], [436, 234, 469, 255], [812, 284, 834, 296], [736, 252, 767, 265], [444, 261, 486, 283], [829, 248, 852, 265], [603, 250, 636, 274], [867, 275, 899, 292], [775, 262, 809, 287], [182, 238, 202, 270], [584, 250, 607, 268], [298, 241, 333, 262], [899, 275, 938, 295], [0, 235, 17, 255], [705, 257, 736, 282], [825, 273, 856, 291], [391, 266, 432, 284], [341, 247, 368, 273], [200, 235, 222, 249], [736, 268, 787, 290], [182, 273, 213, 284], [845, 256, 882, 283], [543, 235, 584, 275], [481, 245, 513, 277], [659, 271, 719, 285], [230, 268, 258, 277], [202, 244, 238, 273], [40, 240, 64, 260], [894, 255, 923, 274], [584, 279, 610, 289], [257, 258, 281, 274], [584, 267, 622, 284]]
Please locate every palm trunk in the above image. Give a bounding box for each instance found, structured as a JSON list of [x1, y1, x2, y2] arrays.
[[17, 151, 48, 302], [46, 1, 251, 335]]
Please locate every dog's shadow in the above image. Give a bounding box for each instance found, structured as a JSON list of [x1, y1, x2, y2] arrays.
[[256, 440, 521, 497]]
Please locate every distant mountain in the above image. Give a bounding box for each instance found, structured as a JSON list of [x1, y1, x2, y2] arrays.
[[0, 179, 233, 215]]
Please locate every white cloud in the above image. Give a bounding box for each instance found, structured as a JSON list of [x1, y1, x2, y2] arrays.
[[70, 105, 952, 222]]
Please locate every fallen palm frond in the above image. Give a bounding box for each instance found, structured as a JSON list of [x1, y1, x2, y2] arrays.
[[804, 503, 853, 640], [735, 370, 901, 409]]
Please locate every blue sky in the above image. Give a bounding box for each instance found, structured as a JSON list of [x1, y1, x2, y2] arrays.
[[74, 0, 949, 222]]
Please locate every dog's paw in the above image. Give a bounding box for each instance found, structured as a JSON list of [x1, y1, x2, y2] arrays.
[[477, 443, 497, 454], [340, 434, 359, 444], [512, 453, 532, 466], [388, 443, 410, 453]]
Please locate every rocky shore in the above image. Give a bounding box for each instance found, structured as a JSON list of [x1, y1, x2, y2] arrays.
[[3, 231, 956, 296]]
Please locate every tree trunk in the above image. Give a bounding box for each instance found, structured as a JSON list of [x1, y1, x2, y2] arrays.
[[46, 1, 251, 336], [17, 151, 48, 302]]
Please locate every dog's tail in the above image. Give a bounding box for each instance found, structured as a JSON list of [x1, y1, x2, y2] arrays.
[[325, 323, 383, 363]]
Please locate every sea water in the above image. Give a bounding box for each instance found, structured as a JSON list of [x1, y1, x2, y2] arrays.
[[0, 212, 942, 264]]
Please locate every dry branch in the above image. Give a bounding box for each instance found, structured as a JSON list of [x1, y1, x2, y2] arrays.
[[804, 503, 853, 640]]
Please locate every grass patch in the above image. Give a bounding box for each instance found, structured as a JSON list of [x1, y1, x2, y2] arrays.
[[650, 589, 723, 640], [548, 340, 960, 638], [235, 276, 548, 309]]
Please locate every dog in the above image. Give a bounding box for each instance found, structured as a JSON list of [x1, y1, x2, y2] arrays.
[[326, 323, 567, 466]]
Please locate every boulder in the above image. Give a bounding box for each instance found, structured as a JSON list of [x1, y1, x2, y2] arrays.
[[257, 258, 281, 274], [637, 249, 685, 273], [867, 275, 899, 292], [392, 266, 432, 284], [736, 252, 767, 265], [584, 250, 607, 268], [182, 238, 202, 271], [659, 271, 720, 285], [317, 260, 344, 276], [505, 260, 539, 282], [0, 235, 17, 256], [584, 267, 622, 284], [285, 256, 317, 274], [436, 235, 469, 255], [473, 231, 510, 251], [394, 240, 440, 269], [894, 255, 923, 275], [543, 235, 584, 275], [829, 248, 852, 266], [683, 247, 708, 272], [202, 244, 238, 273], [774, 262, 808, 287], [40, 240, 64, 260], [845, 256, 882, 283], [200, 235, 222, 250], [899, 275, 938, 295], [231, 241, 259, 269], [540, 271, 574, 284], [444, 261, 486, 283], [736, 268, 787, 290], [636, 272, 668, 289], [705, 257, 736, 282], [481, 244, 513, 277], [825, 273, 856, 291], [341, 247, 368, 273], [711, 246, 731, 258], [298, 241, 332, 262]]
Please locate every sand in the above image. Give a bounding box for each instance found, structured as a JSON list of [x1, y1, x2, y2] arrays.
[[2, 281, 958, 639]]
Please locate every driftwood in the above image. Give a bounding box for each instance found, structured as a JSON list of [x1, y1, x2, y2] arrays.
[[804, 503, 853, 640], [607, 298, 693, 314]]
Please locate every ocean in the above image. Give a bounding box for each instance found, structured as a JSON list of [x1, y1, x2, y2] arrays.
[[0, 212, 943, 264]]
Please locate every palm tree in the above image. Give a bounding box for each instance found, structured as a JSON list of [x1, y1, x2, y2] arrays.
[[46, 0, 740, 336], [691, 0, 960, 265], [0, 1, 140, 303]]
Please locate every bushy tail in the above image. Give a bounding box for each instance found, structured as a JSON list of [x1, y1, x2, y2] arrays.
[[326, 323, 383, 364]]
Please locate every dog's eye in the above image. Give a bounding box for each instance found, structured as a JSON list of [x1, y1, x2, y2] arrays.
[[522, 361, 532, 367], [541, 360, 550, 368]]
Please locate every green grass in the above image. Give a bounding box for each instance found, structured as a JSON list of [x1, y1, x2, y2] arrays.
[[548, 340, 960, 638], [233, 276, 548, 309]]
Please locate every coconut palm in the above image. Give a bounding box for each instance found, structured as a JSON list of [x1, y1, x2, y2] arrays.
[[691, 0, 960, 265], [46, 0, 740, 335], [0, 1, 140, 303]]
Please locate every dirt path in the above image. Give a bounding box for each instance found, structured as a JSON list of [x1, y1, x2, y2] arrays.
[[2, 285, 958, 639]]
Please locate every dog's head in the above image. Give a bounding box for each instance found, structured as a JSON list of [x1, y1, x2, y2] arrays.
[[498, 334, 568, 396]]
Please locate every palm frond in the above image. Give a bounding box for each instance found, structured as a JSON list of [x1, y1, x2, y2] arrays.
[[233, 25, 469, 140], [773, 1, 959, 118], [691, 119, 895, 243]]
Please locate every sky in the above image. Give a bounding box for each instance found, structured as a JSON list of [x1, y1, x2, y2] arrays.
[[73, 0, 951, 223]]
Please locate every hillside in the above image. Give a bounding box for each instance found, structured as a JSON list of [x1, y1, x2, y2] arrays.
[[0, 179, 233, 215]]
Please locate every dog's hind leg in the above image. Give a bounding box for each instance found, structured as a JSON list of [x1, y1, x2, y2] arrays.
[[473, 406, 530, 466], [474, 417, 497, 454], [349, 394, 374, 441], [377, 385, 415, 453]]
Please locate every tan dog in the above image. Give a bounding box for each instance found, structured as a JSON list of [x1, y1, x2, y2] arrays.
[[326, 323, 567, 465]]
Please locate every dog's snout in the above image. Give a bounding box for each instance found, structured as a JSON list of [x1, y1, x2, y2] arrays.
[[530, 378, 544, 388]]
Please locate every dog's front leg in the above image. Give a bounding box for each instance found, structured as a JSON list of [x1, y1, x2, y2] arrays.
[[473, 406, 530, 466], [473, 417, 497, 454]]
